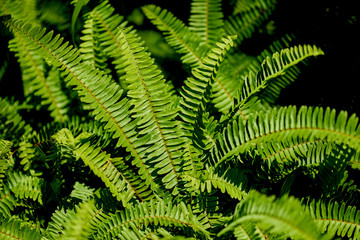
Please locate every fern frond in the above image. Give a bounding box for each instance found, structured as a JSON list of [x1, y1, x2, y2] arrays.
[[219, 191, 330, 240], [223, 44, 324, 124], [183, 167, 247, 201], [189, 0, 224, 46], [0, 140, 13, 188], [213, 106, 360, 166], [117, 27, 185, 191], [88, 0, 128, 81], [0, 97, 33, 141], [142, 4, 208, 67], [308, 199, 360, 239], [70, 182, 94, 202], [94, 199, 210, 239], [46, 207, 76, 239], [224, 0, 276, 46], [0, 0, 37, 21], [180, 35, 235, 134], [0, 185, 16, 216], [9, 33, 69, 122], [75, 141, 155, 204], [7, 171, 43, 204], [61, 200, 109, 240], [5, 19, 157, 193], [0, 215, 42, 240]]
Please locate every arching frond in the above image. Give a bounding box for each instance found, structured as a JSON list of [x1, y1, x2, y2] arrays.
[[142, 4, 208, 67], [308, 199, 360, 239], [9, 34, 69, 122], [224, 0, 277, 46], [223, 44, 324, 125], [0, 185, 16, 216], [0, 214, 43, 240], [70, 182, 94, 202], [61, 200, 109, 240], [0, 98, 33, 142], [7, 171, 43, 204], [0, 140, 13, 188], [5, 18, 157, 193], [94, 199, 211, 239], [189, 0, 224, 46], [117, 27, 185, 191], [213, 106, 360, 167], [219, 191, 330, 240], [0, 0, 37, 21], [180, 35, 235, 134]]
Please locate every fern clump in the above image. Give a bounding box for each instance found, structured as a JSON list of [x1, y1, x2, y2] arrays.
[[0, 0, 359, 239]]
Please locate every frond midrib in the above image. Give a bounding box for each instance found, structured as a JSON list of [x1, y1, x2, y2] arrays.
[[8, 21, 154, 183], [15, 32, 66, 122], [220, 126, 360, 163], [121, 30, 179, 182]]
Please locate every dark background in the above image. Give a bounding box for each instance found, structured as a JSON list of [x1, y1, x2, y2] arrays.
[[1, 0, 359, 115]]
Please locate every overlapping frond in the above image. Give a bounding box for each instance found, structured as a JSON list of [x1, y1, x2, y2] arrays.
[[189, 0, 224, 46], [7, 171, 43, 204], [0, 140, 13, 188], [0, 214, 43, 240], [219, 191, 330, 240], [213, 106, 360, 166], [224, 0, 277, 46], [142, 4, 208, 67], [308, 199, 360, 239], [0, 185, 16, 216], [0, 0, 37, 21], [5, 18, 156, 193], [94, 199, 211, 239], [9, 33, 69, 122], [180, 35, 235, 134], [223, 44, 324, 124], [0, 97, 33, 141], [117, 27, 185, 191]]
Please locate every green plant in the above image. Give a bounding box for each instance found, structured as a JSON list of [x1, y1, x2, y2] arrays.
[[0, 0, 359, 239]]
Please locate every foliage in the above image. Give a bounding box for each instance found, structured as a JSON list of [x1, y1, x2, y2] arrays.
[[0, 0, 359, 239]]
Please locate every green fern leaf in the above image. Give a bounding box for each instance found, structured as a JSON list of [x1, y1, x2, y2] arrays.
[[223, 44, 324, 125], [142, 4, 208, 67], [308, 199, 360, 239], [0, 140, 13, 188], [70, 182, 95, 202], [94, 199, 210, 239], [214, 106, 360, 167], [117, 27, 185, 191], [189, 0, 224, 46], [224, 0, 276, 46], [0, 215, 42, 240], [0, 185, 16, 216], [180, 35, 236, 134], [5, 18, 157, 194], [219, 191, 331, 240]]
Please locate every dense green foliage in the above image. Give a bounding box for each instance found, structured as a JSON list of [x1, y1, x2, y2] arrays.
[[0, 0, 359, 239]]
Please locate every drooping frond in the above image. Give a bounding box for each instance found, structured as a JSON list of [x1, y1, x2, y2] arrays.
[[7, 171, 43, 204], [75, 140, 155, 204], [232, 0, 273, 14], [9, 34, 69, 122], [94, 199, 211, 239], [117, 27, 185, 191], [142, 4, 208, 67], [61, 200, 109, 240], [0, 97, 33, 141], [5, 19, 156, 193], [183, 167, 248, 201], [0, 0, 37, 21], [0, 214, 43, 240], [223, 44, 324, 124], [307, 199, 360, 239], [213, 106, 360, 167], [224, 0, 277, 46], [218, 191, 330, 240], [189, 0, 224, 46], [180, 35, 235, 134]]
